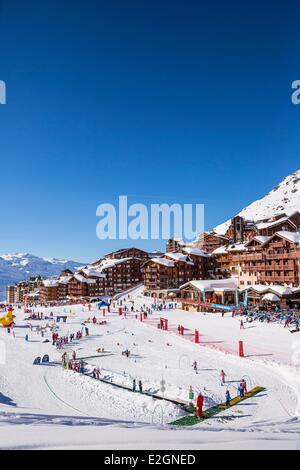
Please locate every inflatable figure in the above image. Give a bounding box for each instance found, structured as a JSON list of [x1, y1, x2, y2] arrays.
[[0, 308, 15, 328]]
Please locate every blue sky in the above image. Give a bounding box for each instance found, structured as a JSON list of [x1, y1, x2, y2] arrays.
[[0, 0, 300, 262]]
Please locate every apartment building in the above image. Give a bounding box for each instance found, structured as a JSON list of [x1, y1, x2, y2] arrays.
[[143, 247, 211, 298], [234, 231, 300, 288]]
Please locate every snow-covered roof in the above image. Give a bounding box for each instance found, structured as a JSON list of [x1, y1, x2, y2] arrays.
[[242, 284, 293, 297], [212, 243, 247, 255], [78, 268, 106, 278], [42, 279, 59, 288], [181, 247, 210, 257], [212, 246, 228, 255], [226, 243, 248, 252], [245, 236, 270, 246], [165, 252, 194, 265], [262, 293, 280, 302], [72, 274, 96, 284], [275, 231, 300, 246], [256, 216, 293, 230], [180, 278, 238, 292], [150, 258, 175, 268], [58, 276, 73, 285], [95, 257, 136, 272]]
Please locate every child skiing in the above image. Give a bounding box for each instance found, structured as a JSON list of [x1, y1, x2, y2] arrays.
[[225, 390, 231, 406], [238, 383, 244, 397], [220, 370, 226, 385], [189, 386, 195, 406], [241, 379, 248, 394]]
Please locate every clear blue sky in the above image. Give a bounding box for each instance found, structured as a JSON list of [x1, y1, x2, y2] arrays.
[[0, 0, 300, 262]]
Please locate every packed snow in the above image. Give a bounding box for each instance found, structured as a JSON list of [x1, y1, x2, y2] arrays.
[[0, 286, 300, 450]]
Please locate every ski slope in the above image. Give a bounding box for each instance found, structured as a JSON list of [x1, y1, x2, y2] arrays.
[[0, 286, 300, 450]]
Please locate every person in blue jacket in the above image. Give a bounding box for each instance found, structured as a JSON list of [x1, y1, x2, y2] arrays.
[[225, 390, 231, 406]]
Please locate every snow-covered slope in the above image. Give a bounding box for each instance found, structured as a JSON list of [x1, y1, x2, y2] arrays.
[[0, 253, 83, 300], [214, 170, 300, 235]]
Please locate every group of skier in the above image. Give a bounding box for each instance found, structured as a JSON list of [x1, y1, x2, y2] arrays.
[[132, 379, 143, 393], [191, 362, 248, 418]]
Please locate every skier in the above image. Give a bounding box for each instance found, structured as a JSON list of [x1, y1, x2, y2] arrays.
[[240, 320, 244, 330], [196, 393, 204, 418], [133, 379, 136, 392], [139, 380, 143, 393], [225, 390, 231, 407], [192, 361, 198, 374], [220, 370, 226, 385], [238, 383, 244, 398], [241, 379, 248, 394], [72, 351, 77, 361], [189, 386, 195, 406]]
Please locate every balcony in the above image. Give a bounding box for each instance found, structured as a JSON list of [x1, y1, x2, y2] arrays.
[[259, 274, 298, 283]]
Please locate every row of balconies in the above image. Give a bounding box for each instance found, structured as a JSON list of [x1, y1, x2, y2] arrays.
[[259, 274, 298, 283], [242, 263, 295, 272]]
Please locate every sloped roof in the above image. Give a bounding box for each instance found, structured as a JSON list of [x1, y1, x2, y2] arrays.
[[180, 278, 238, 292], [262, 293, 281, 302], [261, 231, 300, 247], [165, 252, 194, 265]]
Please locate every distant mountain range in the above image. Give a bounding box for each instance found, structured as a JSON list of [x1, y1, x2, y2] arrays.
[[0, 253, 84, 300], [214, 169, 300, 235]]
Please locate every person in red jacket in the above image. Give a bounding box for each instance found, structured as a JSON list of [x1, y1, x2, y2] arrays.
[[196, 393, 204, 418]]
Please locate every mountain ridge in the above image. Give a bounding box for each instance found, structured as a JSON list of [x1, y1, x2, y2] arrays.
[[214, 170, 300, 235], [0, 253, 84, 300]]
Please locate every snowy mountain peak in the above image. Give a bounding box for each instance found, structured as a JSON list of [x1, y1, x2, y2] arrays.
[[0, 253, 84, 299], [214, 170, 300, 235]]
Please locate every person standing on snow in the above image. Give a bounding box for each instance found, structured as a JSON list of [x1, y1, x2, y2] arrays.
[[241, 379, 248, 394], [133, 379, 136, 392], [139, 380, 143, 393], [189, 386, 195, 406], [196, 393, 204, 418], [220, 370, 226, 385], [192, 361, 198, 374], [225, 390, 231, 407], [240, 320, 244, 330]]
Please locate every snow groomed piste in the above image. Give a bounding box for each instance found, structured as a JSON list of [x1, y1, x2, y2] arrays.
[[0, 285, 299, 449]]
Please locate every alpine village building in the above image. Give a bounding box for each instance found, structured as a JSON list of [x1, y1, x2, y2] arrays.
[[6, 211, 300, 309]]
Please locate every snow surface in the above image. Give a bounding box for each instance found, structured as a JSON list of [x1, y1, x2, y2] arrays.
[[0, 286, 300, 450], [214, 169, 300, 235]]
